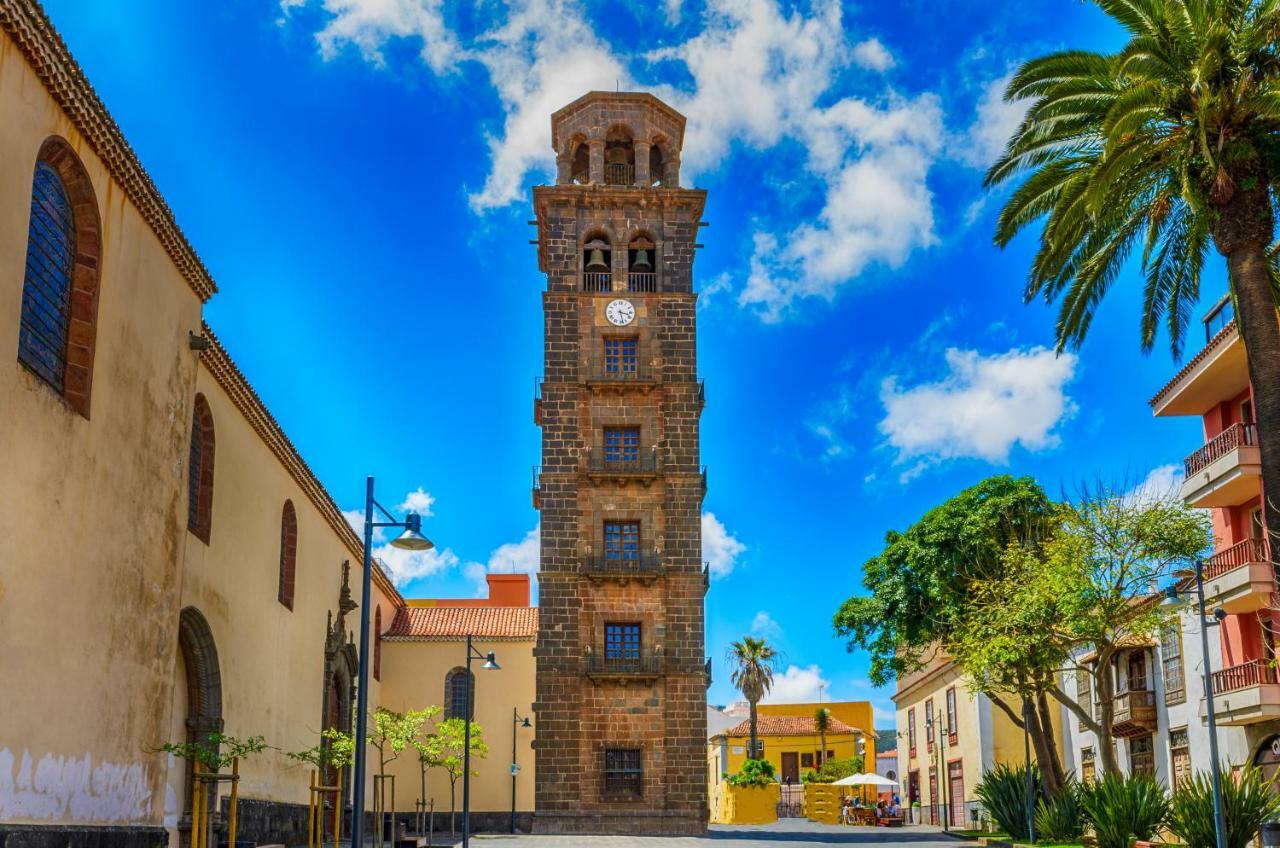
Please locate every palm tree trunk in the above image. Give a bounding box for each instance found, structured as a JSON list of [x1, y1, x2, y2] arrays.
[[748, 699, 760, 759]]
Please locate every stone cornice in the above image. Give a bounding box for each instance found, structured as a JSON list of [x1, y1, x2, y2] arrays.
[[200, 322, 404, 608], [0, 0, 217, 302]]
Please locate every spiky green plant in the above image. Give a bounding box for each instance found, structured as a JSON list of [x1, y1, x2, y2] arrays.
[[1078, 772, 1169, 848], [1035, 778, 1084, 842], [987, 0, 1280, 542], [975, 763, 1042, 841], [1168, 766, 1280, 848]]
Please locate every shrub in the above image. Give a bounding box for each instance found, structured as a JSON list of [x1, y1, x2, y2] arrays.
[[1078, 772, 1169, 848], [727, 758, 776, 788], [802, 769, 824, 784], [1168, 766, 1280, 848], [975, 763, 1042, 841], [815, 756, 863, 782], [1035, 779, 1084, 842]]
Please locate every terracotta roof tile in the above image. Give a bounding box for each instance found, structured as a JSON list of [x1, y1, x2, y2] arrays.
[[1148, 320, 1237, 409], [720, 715, 856, 738], [384, 606, 537, 641]]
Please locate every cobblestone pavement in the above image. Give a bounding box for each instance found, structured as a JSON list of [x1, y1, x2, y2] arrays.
[[470, 822, 960, 846]]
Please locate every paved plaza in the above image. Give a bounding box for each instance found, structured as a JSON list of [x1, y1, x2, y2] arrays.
[[470, 823, 961, 847]]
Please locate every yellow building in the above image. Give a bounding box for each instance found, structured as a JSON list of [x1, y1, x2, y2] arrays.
[[707, 701, 875, 818], [894, 650, 1062, 829], [0, 2, 534, 846]]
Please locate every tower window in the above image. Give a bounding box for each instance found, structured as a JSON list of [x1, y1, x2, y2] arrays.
[[603, 337, 638, 377], [604, 427, 640, 463], [604, 520, 640, 561], [445, 667, 475, 720], [570, 141, 590, 185], [628, 238, 656, 292], [605, 623, 641, 660], [583, 237, 611, 292], [603, 748, 643, 798], [604, 127, 635, 186]]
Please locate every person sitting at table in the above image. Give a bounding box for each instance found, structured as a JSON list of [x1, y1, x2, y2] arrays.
[[874, 800, 888, 823], [888, 798, 902, 817]]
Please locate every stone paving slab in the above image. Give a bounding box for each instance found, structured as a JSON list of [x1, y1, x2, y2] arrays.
[[469, 822, 961, 847]]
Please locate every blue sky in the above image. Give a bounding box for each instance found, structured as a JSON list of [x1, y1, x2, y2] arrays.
[[44, 0, 1227, 725]]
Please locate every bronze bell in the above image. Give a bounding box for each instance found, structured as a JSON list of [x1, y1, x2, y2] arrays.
[[632, 249, 652, 271], [585, 248, 608, 271]]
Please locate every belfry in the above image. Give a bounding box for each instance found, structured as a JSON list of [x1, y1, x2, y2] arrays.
[[530, 92, 710, 835]]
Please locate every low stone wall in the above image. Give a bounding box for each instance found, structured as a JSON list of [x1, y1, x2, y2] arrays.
[[712, 784, 779, 825], [804, 784, 840, 825], [0, 825, 167, 848]]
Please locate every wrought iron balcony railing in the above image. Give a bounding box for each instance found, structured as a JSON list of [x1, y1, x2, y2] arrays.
[[605, 162, 634, 186], [1184, 422, 1258, 477], [588, 362, 653, 383], [627, 272, 657, 292], [583, 271, 612, 292], [585, 449, 661, 475], [586, 652, 663, 677], [581, 551, 662, 576]]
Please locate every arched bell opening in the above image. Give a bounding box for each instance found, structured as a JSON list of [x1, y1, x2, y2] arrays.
[[582, 234, 612, 292], [604, 127, 635, 186], [628, 237, 657, 293], [648, 145, 666, 187], [570, 140, 590, 185]]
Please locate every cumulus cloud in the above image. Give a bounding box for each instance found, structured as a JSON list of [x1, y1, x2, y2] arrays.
[[851, 37, 894, 72], [376, 543, 459, 586], [960, 72, 1030, 169], [879, 346, 1078, 477], [1125, 465, 1185, 505], [466, 523, 541, 594], [761, 664, 830, 704], [398, 487, 436, 516], [342, 508, 385, 544], [282, 0, 953, 319], [750, 611, 782, 639], [703, 511, 746, 579]]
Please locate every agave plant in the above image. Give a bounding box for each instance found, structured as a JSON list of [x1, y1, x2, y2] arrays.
[[1078, 773, 1169, 848], [975, 763, 1042, 840], [1168, 766, 1280, 848], [1035, 777, 1084, 842]]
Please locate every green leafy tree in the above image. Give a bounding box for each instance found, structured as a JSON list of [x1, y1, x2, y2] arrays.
[[287, 728, 356, 771], [726, 636, 778, 760], [986, 0, 1280, 540], [160, 733, 268, 771], [415, 717, 488, 834], [813, 708, 831, 769], [369, 707, 437, 777]]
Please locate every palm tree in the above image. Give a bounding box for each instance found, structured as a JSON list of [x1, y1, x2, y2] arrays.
[[814, 707, 832, 770], [988, 0, 1280, 536], [727, 636, 778, 760]]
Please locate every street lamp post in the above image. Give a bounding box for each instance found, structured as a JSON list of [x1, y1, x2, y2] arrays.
[[461, 634, 500, 848], [1165, 560, 1228, 848], [352, 476, 434, 848], [510, 709, 531, 834], [924, 716, 949, 832]]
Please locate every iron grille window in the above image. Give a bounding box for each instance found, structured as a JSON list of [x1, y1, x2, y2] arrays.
[[20, 160, 76, 392], [605, 623, 641, 660], [604, 427, 640, 463], [445, 669, 474, 721], [1169, 728, 1191, 788], [907, 707, 916, 753], [1076, 670, 1092, 729], [946, 687, 958, 742], [604, 337, 638, 377], [603, 748, 643, 797], [925, 700, 934, 751], [1129, 735, 1155, 776], [1160, 621, 1186, 705], [604, 521, 640, 561]]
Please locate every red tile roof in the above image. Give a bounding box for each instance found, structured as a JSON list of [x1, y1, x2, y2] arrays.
[[1148, 320, 1237, 409], [384, 606, 537, 641], [720, 715, 857, 738]]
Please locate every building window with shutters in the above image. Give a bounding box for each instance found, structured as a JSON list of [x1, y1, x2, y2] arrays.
[[1169, 728, 1191, 788], [1076, 670, 1093, 729], [908, 707, 917, 757], [925, 700, 934, 752], [1161, 621, 1186, 705], [18, 139, 102, 417], [604, 520, 640, 562], [1080, 747, 1095, 784], [603, 747, 643, 798], [1130, 735, 1155, 776], [946, 687, 958, 744], [801, 752, 814, 769]]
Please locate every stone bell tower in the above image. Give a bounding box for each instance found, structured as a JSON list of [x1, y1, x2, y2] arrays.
[[530, 92, 709, 835]]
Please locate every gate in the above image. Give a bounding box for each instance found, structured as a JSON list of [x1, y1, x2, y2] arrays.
[[777, 784, 804, 817]]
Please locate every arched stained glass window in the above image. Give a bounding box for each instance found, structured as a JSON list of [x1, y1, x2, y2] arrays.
[[20, 161, 76, 392]]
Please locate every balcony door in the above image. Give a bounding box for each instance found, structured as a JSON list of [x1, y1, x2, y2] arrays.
[[1126, 651, 1148, 691]]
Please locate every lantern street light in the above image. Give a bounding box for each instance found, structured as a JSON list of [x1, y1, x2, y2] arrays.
[[1164, 560, 1228, 848], [461, 635, 499, 847], [511, 709, 531, 833], [351, 476, 434, 848]]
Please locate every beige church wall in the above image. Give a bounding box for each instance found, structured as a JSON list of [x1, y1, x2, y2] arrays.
[[378, 639, 536, 819], [0, 30, 204, 829], [176, 363, 392, 818]]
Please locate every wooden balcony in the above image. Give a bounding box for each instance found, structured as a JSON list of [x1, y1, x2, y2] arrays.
[[1110, 689, 1158, 738], [1203, 539, 1274, 614], [585, 652, 663, 683], [1204, 659, 1280, 725], [1181, 423, 1261, 507]]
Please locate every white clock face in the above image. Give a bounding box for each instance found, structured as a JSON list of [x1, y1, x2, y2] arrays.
[[605, 299, 636, 326]]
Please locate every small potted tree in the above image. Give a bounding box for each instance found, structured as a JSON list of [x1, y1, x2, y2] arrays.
[[416, 717, 488, 835], [287, 729, 354, 848], [368, 707, 437, 847], [161, 734, 267, 848]]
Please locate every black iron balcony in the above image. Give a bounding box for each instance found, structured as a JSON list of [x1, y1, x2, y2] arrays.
[[605, 162, 634, 186], [585, 448, 661, 477], [704, 656, 713, 688], [587, 362, 655, 385], [581, 551, 662, 577], [586, 651, 663, 680]]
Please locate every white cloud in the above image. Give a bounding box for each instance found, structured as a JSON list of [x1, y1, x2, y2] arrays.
[[279, 0, 459, 71], [375, 543, 459, 586], [342, 508, 386, 544], [1125, 464, 1185, 505], [960, 72, 1030, 169], [761, 664, 830, 704], [851, 37, 894, 72], [879, 346, 1078, 477], [398, 487, 436, 516], [703, 511, 746, 579], [750, 611, 782, 639], [465, 523, 540, 595]]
